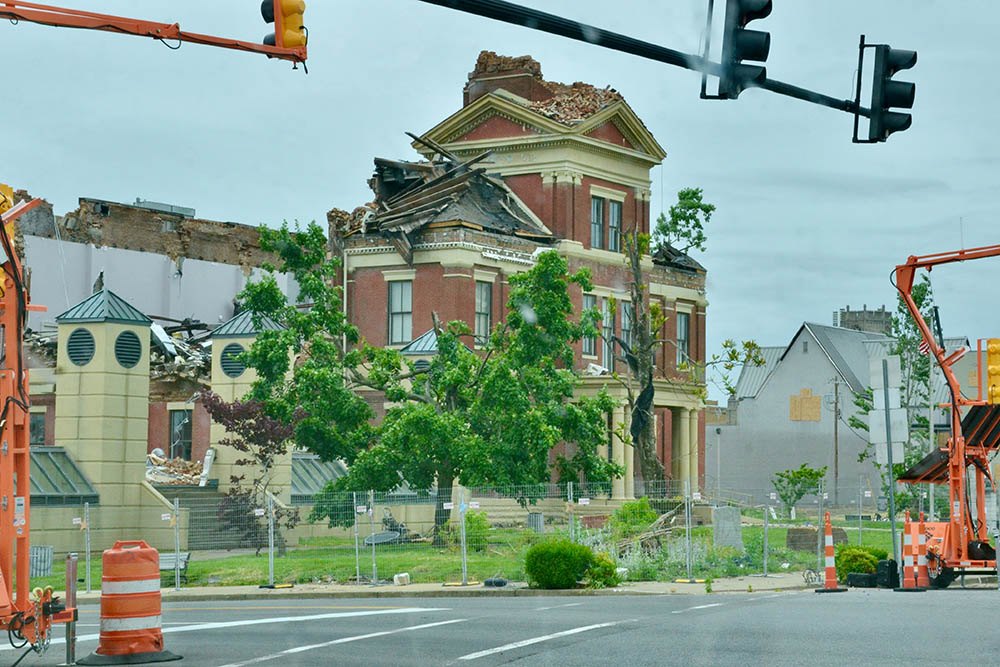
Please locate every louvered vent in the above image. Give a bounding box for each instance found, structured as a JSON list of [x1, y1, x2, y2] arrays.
[[66, 328, 95, 366], [114, 331, 142, 368], [220, 343, 246, 378]]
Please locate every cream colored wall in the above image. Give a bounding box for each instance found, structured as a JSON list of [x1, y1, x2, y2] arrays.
[[209, 335, 293, 504], [30, 483, 188, 557], [54, 321, 149, 532]]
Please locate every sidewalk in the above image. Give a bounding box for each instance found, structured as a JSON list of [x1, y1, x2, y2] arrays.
[[65, 571, 808, 604]]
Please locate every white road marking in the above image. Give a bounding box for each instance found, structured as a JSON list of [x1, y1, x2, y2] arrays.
[[216, 618, 468, 667], [671, 603, 724, 614], [0, 607, 449, 652], [457, 619, 635, 661], [535, 602, 583, 611]]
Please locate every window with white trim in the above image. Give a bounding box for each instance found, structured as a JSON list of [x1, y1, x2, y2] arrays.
[[388, 280, 413, 344], [622, 301, 633, 352], [608, 200, 622, 252], [602, 299, 615, 370], [590, 197, 604, 249], [582, 294, 597, 356], [676, 311, 691, 367], [475, 281, 492, 345]]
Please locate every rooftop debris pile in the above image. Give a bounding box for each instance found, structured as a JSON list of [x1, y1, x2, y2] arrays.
[[466, 51, 623, 125], [530, 81, 622, 125], [329, 133, 550, 265]]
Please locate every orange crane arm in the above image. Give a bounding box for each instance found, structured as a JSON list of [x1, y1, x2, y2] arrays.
[[0, 1, 306, 64], [895, 243, 1000, 386]]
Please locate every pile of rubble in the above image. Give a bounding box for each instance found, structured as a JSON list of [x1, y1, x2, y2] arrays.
[[529, 82, 622, 125], [149, 325, 210, 383], [146, 451, 204, 485]]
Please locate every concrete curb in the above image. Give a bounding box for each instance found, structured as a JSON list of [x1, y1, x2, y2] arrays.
[[67, 579, 811, 605]]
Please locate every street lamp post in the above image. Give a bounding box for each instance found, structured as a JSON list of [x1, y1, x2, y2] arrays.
[[715, 427, 722, 499]]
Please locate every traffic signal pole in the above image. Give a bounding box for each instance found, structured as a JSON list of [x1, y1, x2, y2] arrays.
[[0, 1, 306, 64], [417, 0, 871, 118]]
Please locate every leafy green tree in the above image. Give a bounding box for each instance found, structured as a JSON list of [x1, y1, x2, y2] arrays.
[[228, 222, 621, 539], [772, 463, 827, 516], [652, 187, 715, 254]]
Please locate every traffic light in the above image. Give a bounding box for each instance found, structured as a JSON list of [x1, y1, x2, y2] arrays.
[[868, 45, 916, 142], [262, 0, 306, 49], [987, 338, 1000, 404], [719, 0, 772, 99]]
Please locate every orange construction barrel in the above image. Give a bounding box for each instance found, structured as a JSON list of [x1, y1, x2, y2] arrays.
[[78, 540, 181, 665]]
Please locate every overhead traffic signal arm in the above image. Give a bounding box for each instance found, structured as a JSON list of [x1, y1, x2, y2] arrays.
[[0, 1, 306, 64]]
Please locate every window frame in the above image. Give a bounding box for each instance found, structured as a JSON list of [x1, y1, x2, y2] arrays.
[[169, 409, 193, 461], [590, 196, 605, 250], [608, 199, 622, 252], [387, 280, 413, 345], [676, 311, 691, 367], [30, 412, 46, 446], [582, 294, 597, 356], [602, 299, 615, 370], [474, 280, 492, 345], [622, 301, 633, 352]]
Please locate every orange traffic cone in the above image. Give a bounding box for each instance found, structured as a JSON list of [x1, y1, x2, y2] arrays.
[[895, 511, 924, 592], [916, 512, 931, 588], [815, 512, 846, 593], [78, 540, 182, 665]]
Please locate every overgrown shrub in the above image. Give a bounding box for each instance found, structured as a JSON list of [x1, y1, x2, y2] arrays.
[[835, 545, 879, 581], [525, 540, 594, 589], [442, 510, 491, 552], [861, 546, 888, 561], [610, 497, 659, 538], [584, 553, 621, 589]]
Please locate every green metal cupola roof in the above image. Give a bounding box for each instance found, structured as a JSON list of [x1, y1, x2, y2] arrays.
[[211, 309, 285, 339], [55, 289, 152, 325]]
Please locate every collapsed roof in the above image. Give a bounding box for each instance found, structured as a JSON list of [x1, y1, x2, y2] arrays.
[[329, 134, 551, 265]]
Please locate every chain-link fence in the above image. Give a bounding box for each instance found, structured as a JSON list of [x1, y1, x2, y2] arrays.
[[28, 478, 931, 591]]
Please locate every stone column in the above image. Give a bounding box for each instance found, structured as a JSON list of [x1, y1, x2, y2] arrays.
[[670, 407, 683, 480], [678, 408, 691, 484], [688, 408, 700, 491], [624, 408, 635, 500], [611, 406, 626, 500]]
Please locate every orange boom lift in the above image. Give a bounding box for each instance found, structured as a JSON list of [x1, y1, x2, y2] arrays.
[[0, 2, 307, 655], [0, 190, 74, 654], [895, 243, 1000, 587]]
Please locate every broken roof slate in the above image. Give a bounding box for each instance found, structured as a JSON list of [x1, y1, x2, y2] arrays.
[[55, 289, 152, 325], [330, 137, 551, 259]]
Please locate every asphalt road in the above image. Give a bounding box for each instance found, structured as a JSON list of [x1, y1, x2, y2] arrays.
[[12, 589, 1000, 666]]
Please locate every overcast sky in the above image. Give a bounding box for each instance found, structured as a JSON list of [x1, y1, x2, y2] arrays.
[[5, 1, 997, 400]]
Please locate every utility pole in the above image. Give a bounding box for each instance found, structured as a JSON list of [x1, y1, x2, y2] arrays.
[[832, 376, 841, 506]]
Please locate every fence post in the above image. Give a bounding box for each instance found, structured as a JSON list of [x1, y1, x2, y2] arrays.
[[460, 490, 468, 586], [267, 494, 275, 588], [173, 497, 181, 591], [684, 479, 693, 582], [369, 490, 377, 585], [65, 552, 78, 665], [858, 477, 863, 546], [84, 501, 91, 594], [353, 491, 361, 584], [762, 504, 769, 577], [567, 481, 574, 543]]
